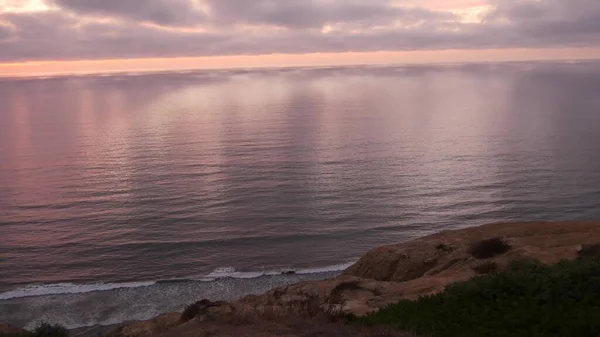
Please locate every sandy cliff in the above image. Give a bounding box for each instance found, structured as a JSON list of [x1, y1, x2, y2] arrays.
[[4, 221, 600, 337], [105, 221, 600, 337]]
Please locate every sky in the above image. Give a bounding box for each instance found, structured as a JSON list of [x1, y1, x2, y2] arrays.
[[1, 0, 600, 75]]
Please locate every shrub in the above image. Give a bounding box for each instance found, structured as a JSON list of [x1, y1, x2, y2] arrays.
[[352, 258, 600, 337], [332, 281, 364, 293], [435, 243, 454, 253], [471, 261, 498, 275], [468, 237, 511, 259], [181, 301, 204, 322], [180, 299, 229, 322], [32, 322, 68, 337], [0, 323, 68, 337], [0, 332, 32, 337]]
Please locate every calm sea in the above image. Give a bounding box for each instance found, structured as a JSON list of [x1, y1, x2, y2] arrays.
[[1, 61, 600, 328]]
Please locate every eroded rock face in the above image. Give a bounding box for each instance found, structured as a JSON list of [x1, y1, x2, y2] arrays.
[[109, 221, 600, 337], [151, 317, 413, 337], [0, 324, 28, 335], [345, 221, 600, 283], [108, 313, 180, 337]]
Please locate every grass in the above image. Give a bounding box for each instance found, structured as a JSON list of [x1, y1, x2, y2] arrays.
[[0, 322, 68, 337], [468, 237, 511, 259], [351, 257, 600, 337]]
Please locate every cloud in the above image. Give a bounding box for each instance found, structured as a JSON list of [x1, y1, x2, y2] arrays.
[[0, 10, 223, 61], [486, 0, 600, 46], [49, 0, 207, 26], [0, 22, 12, 40], [0, 0, 599, 62], [205, 0, 452, 29]]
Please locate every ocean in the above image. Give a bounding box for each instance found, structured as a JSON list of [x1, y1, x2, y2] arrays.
[[1, 61, 600, 329]]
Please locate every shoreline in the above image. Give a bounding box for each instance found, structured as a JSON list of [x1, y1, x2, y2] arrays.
[[3, 221, 600, 336], [0, 268, 346, 330], [108, 221, 600, 337], [0, 260, 357, 300]]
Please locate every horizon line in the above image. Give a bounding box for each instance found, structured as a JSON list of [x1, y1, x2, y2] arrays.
[[1, 48, 600, 78]]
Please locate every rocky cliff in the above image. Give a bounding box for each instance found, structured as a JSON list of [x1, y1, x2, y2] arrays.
[[5, 221, 600, 337], [107, 221, 600, 337]]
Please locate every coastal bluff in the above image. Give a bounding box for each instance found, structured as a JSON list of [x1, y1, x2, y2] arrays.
[[5, 221, 600, 337], [102, 221, 600, 337]]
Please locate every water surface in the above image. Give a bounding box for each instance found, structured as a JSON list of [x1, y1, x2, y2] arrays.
[[1, 62, 600, 327]]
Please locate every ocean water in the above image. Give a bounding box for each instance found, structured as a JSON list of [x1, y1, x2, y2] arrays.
[[1, 61, 600, 328]]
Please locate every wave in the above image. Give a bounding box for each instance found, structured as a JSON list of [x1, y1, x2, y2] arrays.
[[0, 261, 355, 300], [199, 261, 356, 281], [295, 261, 356, 274], [0, 281, 156, 300]]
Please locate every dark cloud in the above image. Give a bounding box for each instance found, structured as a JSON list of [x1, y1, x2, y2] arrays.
[[0, 11, 80, 59], [206, 0, 452, 29], [0, 10, 222, 61], [489, 0, 600, 24], [0, 0, 599, 62], [0, 22, 12, 40], [486, 0, 600, 45], [50, 0, 207, 26]]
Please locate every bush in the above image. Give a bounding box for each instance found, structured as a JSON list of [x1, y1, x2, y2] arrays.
[[0, 332, 31, 337], [32, 323, 68, 337], [181, 301, 205, 322], [352, 258, 600, 337], [471, 261, 498, 275], [435, 243, 454, 253], [0, 322, 68, 337], [468, 237, 511, 259]]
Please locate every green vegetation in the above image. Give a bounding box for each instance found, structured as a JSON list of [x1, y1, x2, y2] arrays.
[[0, 332, 30, 337], [351, 257, 600, 337], [32, 323, 68, 337], [468, 237, 511, 259], [434, 243, 454, 253], [0, 322, 68, 337], [471, 261, 498, 275]]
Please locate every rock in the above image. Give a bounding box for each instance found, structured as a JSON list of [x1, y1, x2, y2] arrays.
[[70, 324, 123, 337], [577, 243, 600, 259], [110, 313, 180, 337], [344, 221, 600, 283], [112, 221, 600, 337], [0, 324, 28, 335], [180, 300, 233, 322], [149, 316, 412, 337], [232, 221, 600, 319]]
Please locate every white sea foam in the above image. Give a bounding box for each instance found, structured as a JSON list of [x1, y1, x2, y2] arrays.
[[296, 261, 357, 274], [0, 281, 156, 300], [0, 261, 356, 300], [204, 267, 265, 279], [202, 261, 357, 280]]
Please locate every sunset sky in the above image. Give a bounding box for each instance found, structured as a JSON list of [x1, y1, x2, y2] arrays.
[[1, 0, 600, 76]]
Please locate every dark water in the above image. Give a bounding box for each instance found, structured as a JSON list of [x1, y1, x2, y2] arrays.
[[1, 61, 600, 328]]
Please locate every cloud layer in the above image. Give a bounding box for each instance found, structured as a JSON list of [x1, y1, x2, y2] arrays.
[[0, 0, 599, 62]]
